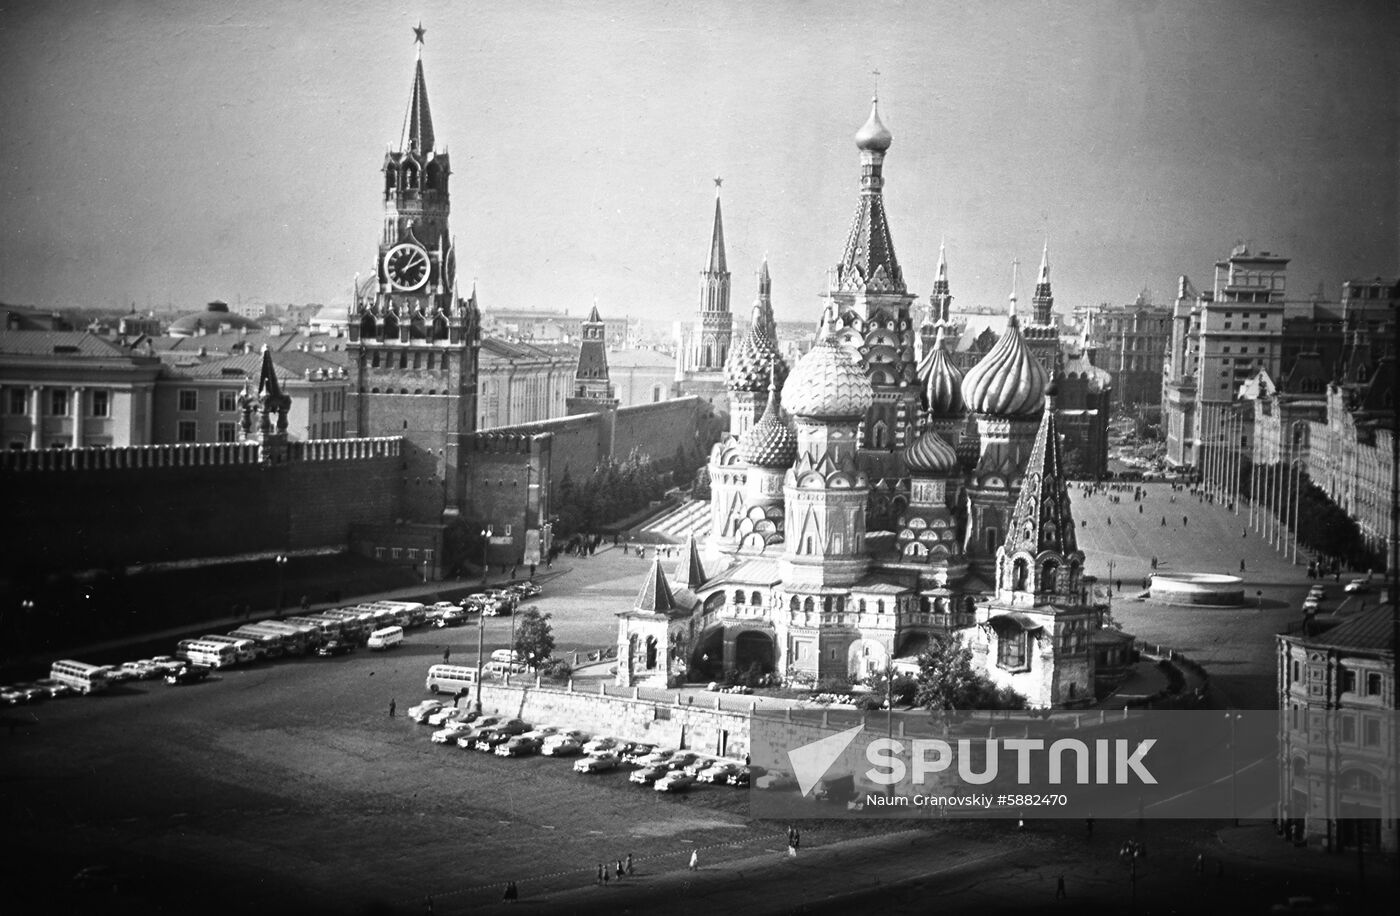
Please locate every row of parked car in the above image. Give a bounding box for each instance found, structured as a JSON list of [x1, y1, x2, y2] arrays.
[[406, 699, 779, 792], [432, 581, 542, 627]]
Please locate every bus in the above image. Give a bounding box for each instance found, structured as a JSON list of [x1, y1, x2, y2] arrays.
[[182, 640, 238, 669], [199, 635, 259, 664], [285, 616, 340, 640], [252, 621, 321, 655], [424, 664, 478, 695], [229, 626, 289, 659], [49, 659, 111, 695]]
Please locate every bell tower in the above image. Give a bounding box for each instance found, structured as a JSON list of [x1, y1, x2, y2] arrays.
[[347, 24, 480, 522]]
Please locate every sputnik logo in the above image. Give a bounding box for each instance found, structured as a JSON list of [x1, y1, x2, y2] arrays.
[[788, 723, 865, 796]]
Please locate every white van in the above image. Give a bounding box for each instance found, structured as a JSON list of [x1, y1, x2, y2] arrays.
[[491, 649, 523, 665], [367, 625, 404, 650], [425, 664, 478, 695]]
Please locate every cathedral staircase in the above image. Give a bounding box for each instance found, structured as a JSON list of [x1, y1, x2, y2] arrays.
[[635, 499, 711, 544]]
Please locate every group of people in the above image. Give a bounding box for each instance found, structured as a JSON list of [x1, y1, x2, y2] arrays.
[[596, 854, 635, 884]]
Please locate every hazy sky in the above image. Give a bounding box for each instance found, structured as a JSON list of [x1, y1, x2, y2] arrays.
[[1, 0, 1395, 325]]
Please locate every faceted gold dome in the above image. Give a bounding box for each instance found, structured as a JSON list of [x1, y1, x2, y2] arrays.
[[960, 315, 1047, 417], [919, 326, 964, 416], [902, 427, 958, 475], [783, 335, 874, 419], [737, 386, 798, 468]]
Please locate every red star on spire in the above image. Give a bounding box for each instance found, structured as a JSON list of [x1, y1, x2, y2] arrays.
[[413, 22, 426, 45]]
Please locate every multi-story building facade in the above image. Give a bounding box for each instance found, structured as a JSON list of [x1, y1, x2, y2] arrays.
[[1163, 245, 1290, 468], [0, 331, 161, 449], [1085, 295, 1171, 409], [1277, 602, 1396, 853], [475, 337, 574, 430], [154, 349, 350, 444]]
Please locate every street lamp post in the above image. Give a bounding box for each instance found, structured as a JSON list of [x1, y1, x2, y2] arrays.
[[1226, 711, 1242, 826], [274, 554, 288, 618], [481, 524, 492, 589]]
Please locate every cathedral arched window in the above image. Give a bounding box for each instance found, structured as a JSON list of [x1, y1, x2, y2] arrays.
[[789, 596, 800, 612], [645, 636, 658, 670], [751, 591, 762, 606], [403, 163, 418, 190], [360, 314, 377, 340], [803, 597, 815, 613], [876, 599, 885, 614], [1042, 560, 1059, 592], [859, 599, 866, 613], [734, 590, 745, 605], [1013, 558, 1029, 591]]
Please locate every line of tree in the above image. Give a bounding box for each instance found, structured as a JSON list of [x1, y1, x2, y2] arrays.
[[554, 448, 671, 538]]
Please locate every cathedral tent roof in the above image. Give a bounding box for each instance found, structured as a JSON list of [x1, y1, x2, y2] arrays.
[[633, 557, 680, 615], [673, 535, 707, 590]]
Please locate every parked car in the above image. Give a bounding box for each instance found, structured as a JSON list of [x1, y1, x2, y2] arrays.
[[432, 722, 474, 744], [516, 581, 542, 598], [654, 772, 696, 793], [164, 665, 211, 686], [662, 752, 699, 772], [408, 700, 446, 723], [573, 754, 621, 774], [31, 678, 75, 699], [521, 726, 559, 742], [541, 738, 582, 757], [629, 764, 669, 785], [1344, 579, 1372, 594], [495, 735, 542, 757], [0, 685, 29, 705], [582, 736, 620, 756], [684, 755, 720, 778], [149, 656, 185, 675], [110, 661, 146, 682], [315, 639, 355, 657], [427, 707, 467, 728], [434, 608, 469, 628], [727, 766, 759, 788], [755, 770, 796, 791], [697, 762, 743, 784], [634, 748, 678, 768], [11, 683, 50, 702]]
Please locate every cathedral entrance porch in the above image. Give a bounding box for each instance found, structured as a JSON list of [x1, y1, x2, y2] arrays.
[[688, 624, 777, 683]]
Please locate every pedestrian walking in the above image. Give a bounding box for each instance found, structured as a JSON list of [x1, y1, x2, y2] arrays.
[[1183, 515, 1188, 526], [503, 881, 518, 903], [1138, 504, 1143, 514], [1161, 516, 1166, 526], [443, 647, 451, 663], [626, 853, 633, 876], [1240, 559, 1246, 573], [596, 863, 604, 885], [1055, 874, 1066, 899], [616, 859, 625, 880], [388, 698, 396, 717], [1193, 852, 1205, 874], [1085, 816, 1094, 840], [688, 849, 698, 870]]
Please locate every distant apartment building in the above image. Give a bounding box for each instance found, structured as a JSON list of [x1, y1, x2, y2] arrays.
[[1083, 294, 1170, 409], [1163, 245, 1290, 468]]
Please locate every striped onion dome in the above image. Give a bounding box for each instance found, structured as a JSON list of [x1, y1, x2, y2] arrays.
[[783, 333, 874, 420], [737, 384, 797, 468], [724, 305, 788, 392], [920, 324, 964, 416], [902, 427, 958, 475], [960, 313, 1047, 417]]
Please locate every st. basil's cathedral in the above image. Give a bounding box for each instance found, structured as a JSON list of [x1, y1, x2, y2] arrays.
[[619, 98, 1129, 708]]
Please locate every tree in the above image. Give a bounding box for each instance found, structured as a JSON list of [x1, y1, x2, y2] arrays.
[[913, 640, 1027, 711], [512, 606, 555, 669]]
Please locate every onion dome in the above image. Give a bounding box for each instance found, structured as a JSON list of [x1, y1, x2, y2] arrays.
[[902, 427, 958, 475], [783, 334, 874, 419], [960, 310, 1047, 418], [725, 304, 789, 392], [919, 324, 964, 416], [738, 383, 798, 468], [854, 96, 892, 152]]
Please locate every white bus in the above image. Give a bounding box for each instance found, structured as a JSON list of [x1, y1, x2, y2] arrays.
[[182, 640, 238, 669], [424, 664, 478, 695], [200, 635, 258, 663], [49, 659, 111, 695]]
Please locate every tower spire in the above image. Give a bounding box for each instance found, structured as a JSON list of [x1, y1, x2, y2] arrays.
[[929, 237, 952, 325], [1032, 238, 1055, 326], [1008, 258, 1021, 322], [401, 26, 435, 155], [708, 178, 727, 274]]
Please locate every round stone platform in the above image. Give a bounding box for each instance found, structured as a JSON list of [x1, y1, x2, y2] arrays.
[[1148, 572, 1245, 607]]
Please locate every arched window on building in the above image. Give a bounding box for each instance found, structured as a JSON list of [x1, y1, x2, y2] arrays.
[[645, 636, 658, 670]]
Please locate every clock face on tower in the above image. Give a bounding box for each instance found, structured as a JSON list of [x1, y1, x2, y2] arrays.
[[385, 243, 430, 291]]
